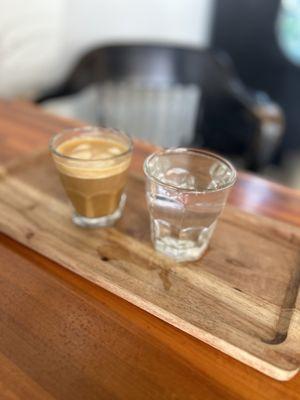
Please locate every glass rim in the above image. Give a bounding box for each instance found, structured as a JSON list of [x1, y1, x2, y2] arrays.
[[49, 126, 133, 162], [143, 147, 237, 193]]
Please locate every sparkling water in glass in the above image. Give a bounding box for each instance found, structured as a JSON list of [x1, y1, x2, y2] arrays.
[[144, 148, 236, 262]]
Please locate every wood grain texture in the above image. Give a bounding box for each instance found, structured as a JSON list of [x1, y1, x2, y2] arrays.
[[0, 99, 300, 399], [0, 151, 300, 381]]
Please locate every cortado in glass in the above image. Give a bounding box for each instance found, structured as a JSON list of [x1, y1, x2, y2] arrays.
[[50, 126, 132, 227]]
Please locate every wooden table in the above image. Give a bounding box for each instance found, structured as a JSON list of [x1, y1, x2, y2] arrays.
[[0, 99, 300, 400]]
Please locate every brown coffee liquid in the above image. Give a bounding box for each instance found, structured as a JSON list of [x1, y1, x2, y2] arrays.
[[54, 137, 131, 218]]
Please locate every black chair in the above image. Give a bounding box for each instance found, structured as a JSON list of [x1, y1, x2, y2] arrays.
[[38, 44, 284, 171]]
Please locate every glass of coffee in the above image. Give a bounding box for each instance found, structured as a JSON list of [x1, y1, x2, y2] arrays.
[[50, 126, 132, 227]]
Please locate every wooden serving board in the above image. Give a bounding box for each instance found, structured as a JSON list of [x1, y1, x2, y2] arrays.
[[0, 150, 299, 381]]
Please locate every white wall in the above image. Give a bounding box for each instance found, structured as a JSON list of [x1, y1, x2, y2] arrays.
[[63, 0, 215, 70], [0, 0, 215, 98], [0, 0, 64, 98]]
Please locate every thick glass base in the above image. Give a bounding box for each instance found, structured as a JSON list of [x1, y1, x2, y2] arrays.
[[72, 194, 126, 228], [154, 236, 208, 262]]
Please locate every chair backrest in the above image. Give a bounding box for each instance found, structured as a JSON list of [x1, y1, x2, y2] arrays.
[[40, 44, 247, 147], [96, 81, 199, 146], [60, 44, 225, 146], [66, 44, 212, 89]]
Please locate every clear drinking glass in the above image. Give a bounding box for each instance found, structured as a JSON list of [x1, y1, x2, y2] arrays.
[[144, 148, 236, 262], [50, 126, 132, 228]]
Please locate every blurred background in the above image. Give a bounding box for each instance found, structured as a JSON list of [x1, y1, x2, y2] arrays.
[[1, 0, 300, 187]]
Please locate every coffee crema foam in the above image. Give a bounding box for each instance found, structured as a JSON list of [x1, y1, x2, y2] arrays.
[[54, 136, 131, 179]]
